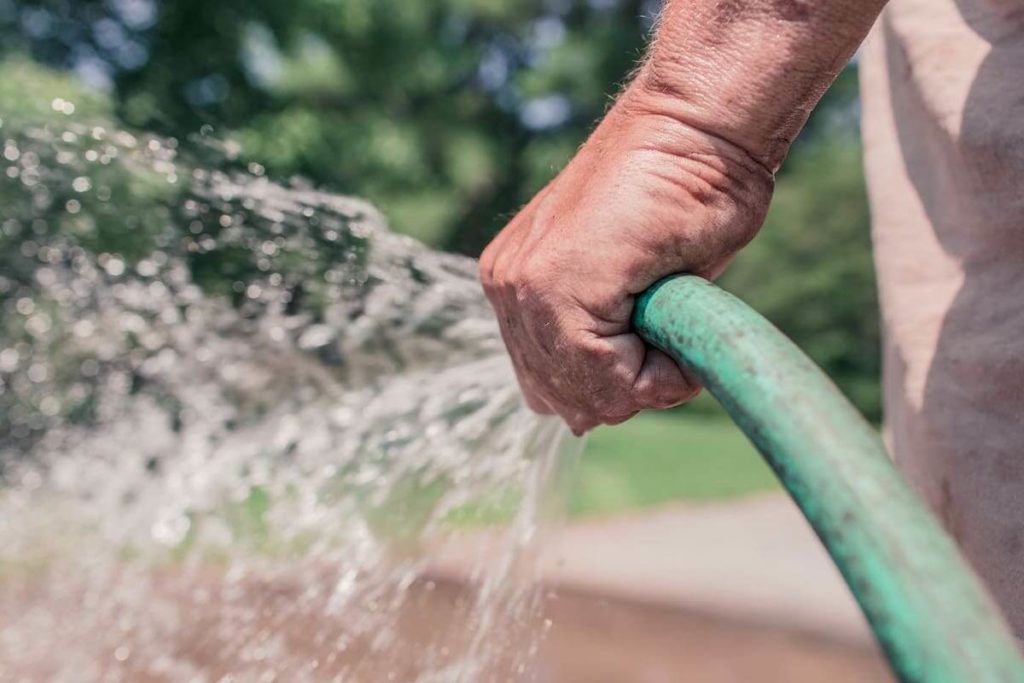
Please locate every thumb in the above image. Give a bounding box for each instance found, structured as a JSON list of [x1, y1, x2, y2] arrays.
[[632, 346, 702, 409]]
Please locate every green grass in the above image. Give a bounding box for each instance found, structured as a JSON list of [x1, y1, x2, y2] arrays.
[[570, 409, 780, 517]]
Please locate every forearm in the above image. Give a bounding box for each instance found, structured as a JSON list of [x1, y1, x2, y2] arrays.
[[629, 0, 887, 171]]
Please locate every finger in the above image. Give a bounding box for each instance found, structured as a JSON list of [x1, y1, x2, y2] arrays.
[[502, 344, 558, 416], [538, 388, 597, 435], [485, 278, 555, 417], [565, 332, 655, 427], [601, 410, 639, 426], [518, 377, 557, 415], [565, 411, 600, 437], [632, 347, 702, 409]]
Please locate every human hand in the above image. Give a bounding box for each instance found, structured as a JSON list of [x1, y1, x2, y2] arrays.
[[479, 84, 774, 434]]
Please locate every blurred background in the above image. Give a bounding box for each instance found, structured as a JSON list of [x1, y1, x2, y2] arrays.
[[0, 0, 879, 516], [0, 1, 889, 679]]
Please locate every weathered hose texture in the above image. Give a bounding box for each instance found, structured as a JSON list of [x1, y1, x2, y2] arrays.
[[633, 275, 1024, 682]]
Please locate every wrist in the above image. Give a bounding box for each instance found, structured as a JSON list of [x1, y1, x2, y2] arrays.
[[632, 0, 885, 171], [630, 59, 800, 173], [605, 82, 776, 203]]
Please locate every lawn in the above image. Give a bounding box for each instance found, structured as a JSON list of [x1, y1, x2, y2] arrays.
[[570, 408, 780, 517], [446, 406, 783, 526]]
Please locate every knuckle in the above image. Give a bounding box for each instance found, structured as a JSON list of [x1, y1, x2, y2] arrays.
[[515, 239, 562, 287], [478, 239, 501, 284], [583, 342, 618, 367], [478, 247, 493, 278], [514, 278, 532, 305], [512, 262, 546, 302], [479, 264, 496, 292]]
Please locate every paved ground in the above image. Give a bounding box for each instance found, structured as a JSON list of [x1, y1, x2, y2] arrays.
[[2, 493, 892, 681], [552, 493, 874, 644], [432, 493, 876, 646], [535, 586, 890, 682], [3, 572, 891, 683]]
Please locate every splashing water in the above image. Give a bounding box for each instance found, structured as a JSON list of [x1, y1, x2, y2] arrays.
[[0, 93, 581, 681]]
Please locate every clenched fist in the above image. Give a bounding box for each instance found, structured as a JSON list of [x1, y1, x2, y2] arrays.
[[480, 82, 774, 434]]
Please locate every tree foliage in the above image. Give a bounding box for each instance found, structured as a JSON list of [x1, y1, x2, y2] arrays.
[[2, 0, 662, 250], [0, 1, 881, 416]]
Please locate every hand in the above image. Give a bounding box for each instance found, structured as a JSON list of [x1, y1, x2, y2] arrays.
[[479, 84, 775, 435]]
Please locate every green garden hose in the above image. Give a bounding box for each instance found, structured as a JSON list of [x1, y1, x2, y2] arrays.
[[633, 275, 1024, 682]]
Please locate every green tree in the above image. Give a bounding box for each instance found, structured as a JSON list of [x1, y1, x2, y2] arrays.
[[0, 2, 881, 415], [2, 0, 658, 249], [1, 1, 856, 249]]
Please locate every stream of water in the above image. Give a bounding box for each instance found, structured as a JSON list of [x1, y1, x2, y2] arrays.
[[0, 97, 580, 682]]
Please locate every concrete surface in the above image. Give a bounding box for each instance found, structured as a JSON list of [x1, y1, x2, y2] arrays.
[[431, 493, 875, 646]]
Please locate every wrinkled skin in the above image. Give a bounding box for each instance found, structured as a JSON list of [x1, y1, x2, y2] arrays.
[[480, 84, 775, 434]]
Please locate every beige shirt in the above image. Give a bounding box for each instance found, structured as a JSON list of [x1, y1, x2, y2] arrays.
[[860, 0, 1024, 636]]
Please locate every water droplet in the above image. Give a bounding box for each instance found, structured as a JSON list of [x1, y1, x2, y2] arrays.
[[0, 348, 19, 372], [151, 512, 191, 546], [26, 313, 52, 336], [26, 363, 48, 383], [0, 119, 574, 681], [15, 297, 35, 315], [39, 396, 60, 416], [136, 260, 158, 277], [103, 257, 125, 277]]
